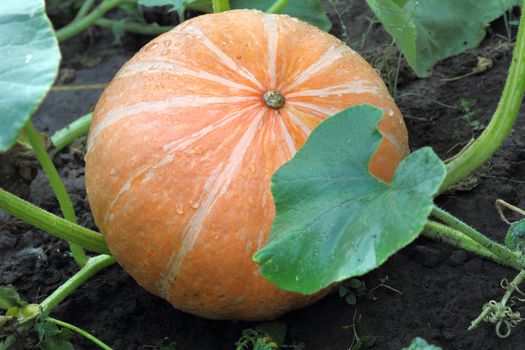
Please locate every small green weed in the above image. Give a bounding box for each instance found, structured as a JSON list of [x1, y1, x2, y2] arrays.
[[235, 322, 305, 350], [343, 311, 377, 350], [456, 98, 482, 131], [339, 276, 402, 306]]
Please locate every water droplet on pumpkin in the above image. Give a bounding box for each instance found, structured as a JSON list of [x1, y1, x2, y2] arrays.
[[176, 203, 184, 215], [248, 164, 256, 174], [109, 168, 117, 176], [162, 39, 171, 48], [214, 234, 220, 240], [189, 201, 200, 209], [386, 107, 394, 117], [160, 49, 170, 56]]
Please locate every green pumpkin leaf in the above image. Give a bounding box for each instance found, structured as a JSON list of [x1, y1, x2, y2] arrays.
[[138, 0, 210, 15], [140, 0, 331, 30], [402, 337, 442, 350], [360, 335, 377, 348], [0, 0, 61, 152], [348, 278, 363, 289], [350, 342, 363, 350], [0, 287, 27, 310], [35, 320, 74, 350], [505, 219, 525, 254], [365, 0, 417, 70], [366, 0, 520, 77], [137, 0, 183, 11], [110, 19, 127, 45], [345, 293, 357, 305], [231, 0, 331, 31], [253, 104, 446, 294], [0, 335, 18, 350]]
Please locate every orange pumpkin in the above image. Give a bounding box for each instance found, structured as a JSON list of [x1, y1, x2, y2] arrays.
[[85, 9, 409, 321]]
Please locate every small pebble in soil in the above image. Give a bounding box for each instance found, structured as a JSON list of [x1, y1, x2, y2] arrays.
[[411, 245, 447, 268], [17, 247, 48, 268]]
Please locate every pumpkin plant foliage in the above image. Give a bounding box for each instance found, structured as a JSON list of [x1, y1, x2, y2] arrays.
[[254, 104, 446, 294], [230, 0, 331, 31], [402, 337, 442, 350], [137, 0, 331, 30], [0, 0, 61, 152], [366, 0, 521, 77], [505, 219, 525, 255]]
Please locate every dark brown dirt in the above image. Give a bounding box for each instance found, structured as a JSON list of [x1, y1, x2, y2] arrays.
[[1, 1, 525, 349]]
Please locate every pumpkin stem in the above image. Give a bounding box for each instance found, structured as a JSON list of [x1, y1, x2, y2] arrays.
[[263, 90, 285, 109]]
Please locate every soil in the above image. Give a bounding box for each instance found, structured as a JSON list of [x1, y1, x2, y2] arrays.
[[1, 1, 525, 349]]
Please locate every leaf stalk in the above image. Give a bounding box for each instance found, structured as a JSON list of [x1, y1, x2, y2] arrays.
[[23, 121, 87, 266], [41, 255, 116, 312], [212, 0, 230, 13], [441, 0, 525, 191], [423, 221, 521, 270], [431, 207, 520, 268], [267, 0, 290, 14], [56, 0, 126, 42], [94, 18, 173, 35], [50, 113, 92, 154], [45, 317, 113, 350], [0, 188, 109, 254]]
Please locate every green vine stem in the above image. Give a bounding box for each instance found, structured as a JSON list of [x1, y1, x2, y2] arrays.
[[469, 269, 525, 336], [431, 206, 520, 268], [0, 188, 109, 254], [73, 0, 96, 22], [94, 18, 173, 35], [440, 0, 525, 192], [267, 0, 289, 14], [23, 121, 88, 266], [46, 317, 113, 349], [41, 256, 116, 348], [41, 255, 116, 312], [50, 113, 92, 154], [423, 221, 521, 270], [424, 221, 497, 260], [212, 0, 230, 13], [56, 0, 125, 42]]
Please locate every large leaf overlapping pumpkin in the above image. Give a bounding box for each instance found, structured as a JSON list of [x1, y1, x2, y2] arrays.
[[85, 9, 409, 320]]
